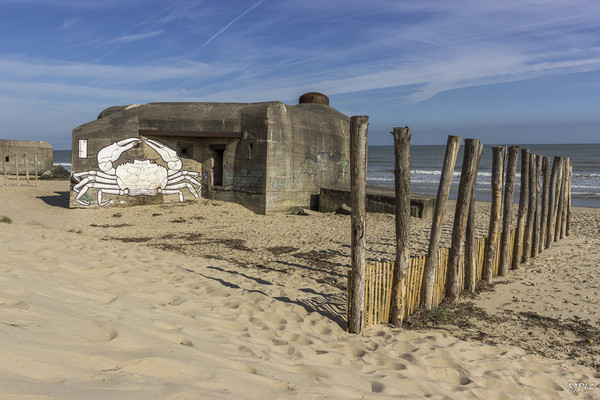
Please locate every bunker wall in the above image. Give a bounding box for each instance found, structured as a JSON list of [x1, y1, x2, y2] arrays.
[[0, 139, 53, 174]]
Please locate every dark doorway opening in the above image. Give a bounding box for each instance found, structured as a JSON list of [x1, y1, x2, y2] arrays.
[[211, 146, 225, 187]]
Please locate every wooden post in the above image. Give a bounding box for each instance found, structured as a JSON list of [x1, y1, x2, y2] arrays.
[[34, 154, 39, 186], [546, 156, 562, 248], [560, 158, 570, 240], [446, 138, 480, 301], [2, 154, 6, 185], [499, 145, 519, 276], [555, 157, 565, 241], [553, 157, 565, 243], [523, 153, 537, 263], [24, 154, 30, 186], [531, 155, 543, 257], [348, 116, 369, 334], [512, 149, 529, 269], [566, 159, 572, 236], [464, 141, 484, 293], [482, 146, 506, 283], [421, 135, 461, 310], [539, 156, 550, 252], [389, 127, 411, 326], [14, 154, 20, 187]]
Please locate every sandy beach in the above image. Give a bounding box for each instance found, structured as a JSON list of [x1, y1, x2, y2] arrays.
[[1, 178, 599, 399]]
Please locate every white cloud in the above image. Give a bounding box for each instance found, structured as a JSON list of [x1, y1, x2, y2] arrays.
[[201, 0, 264, 47], [0, 57, 240, 86], [59, 18, 78, 30], [110, 30, 164, 43]]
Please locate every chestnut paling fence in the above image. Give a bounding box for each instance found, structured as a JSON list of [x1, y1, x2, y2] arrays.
[[346, 141, 572, 334], [347, 229, 516, 329]]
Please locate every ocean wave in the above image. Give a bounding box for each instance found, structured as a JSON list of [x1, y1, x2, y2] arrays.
[[366, 177, 394, 182], [571, 184, 600, 190], [571, 192, 600, 197], [53, 162, 72, 172], [368, 168, 497, 177]]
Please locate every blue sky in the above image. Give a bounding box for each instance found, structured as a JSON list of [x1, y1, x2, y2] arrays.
[[1, 0, 600, 149]]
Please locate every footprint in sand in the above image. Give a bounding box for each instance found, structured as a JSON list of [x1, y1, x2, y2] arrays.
[[340, 341, 368, 358], [0, 296, 30, 310], [276, 344, 302, 357], [168, 296, 187, 306], [280, 331, 313, 346], [207, 317, 249, 332], [407, 364, 468, 386], [154, 321, 183, 331], [254, 311, 287, 330], [370, 381, 385, 393], [67, 319, 118, 342]]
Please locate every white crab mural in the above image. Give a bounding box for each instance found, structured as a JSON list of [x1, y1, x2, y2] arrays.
[[72, 137, 202, 206]]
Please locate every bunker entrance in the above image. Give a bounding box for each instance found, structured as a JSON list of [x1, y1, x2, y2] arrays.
[[211, 145, 225, 187]]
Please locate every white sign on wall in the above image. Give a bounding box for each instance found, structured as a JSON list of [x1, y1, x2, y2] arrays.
[[78, 139, 88, 159]]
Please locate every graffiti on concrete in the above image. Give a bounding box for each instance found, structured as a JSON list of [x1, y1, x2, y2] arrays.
[[72, 138, 202, 206], [338, 154, 349, 174], [302, 152, 349, 177], [302, 157, 316, 176]]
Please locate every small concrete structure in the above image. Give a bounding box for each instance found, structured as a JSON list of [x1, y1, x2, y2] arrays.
[[70, 95, 351, 213], [0, 139, 53, 174], [319, 186, 435, 219]]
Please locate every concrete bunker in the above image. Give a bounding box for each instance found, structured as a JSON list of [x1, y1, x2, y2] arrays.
[[0, 139, 53, 174], [70, 94, 351, 214]]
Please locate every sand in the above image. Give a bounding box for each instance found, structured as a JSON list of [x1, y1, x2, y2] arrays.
[[1, 179, 599, 399]]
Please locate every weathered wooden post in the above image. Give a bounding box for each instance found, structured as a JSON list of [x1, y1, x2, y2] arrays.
[[34, 154, 39, 186], [546, 156, 561, 248], [421, 135, 461, 310], [389, 127, 411, 326], [23, 154, 31, 186], [464, 141, 484, 292], [14, 154, 20, 187], [499, 146, 519, 276], [348, 116, 369, 334], [566, 158, 572, 236], [532, 155, 543, 256], [2, 154, 7, 185], [539, 156, 550, 252], [446, 138, 480, 301], [483, 146, 506, 283], [555, 157, 566, 241], [523, 153, 537, 263], [560, 158, 570, 239], [512, 149, 529, 269], [553, 157, 565, 243]]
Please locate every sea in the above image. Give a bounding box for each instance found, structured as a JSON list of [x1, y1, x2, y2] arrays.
[[53, 143, 600, 208], [367, 144, 600, 208]]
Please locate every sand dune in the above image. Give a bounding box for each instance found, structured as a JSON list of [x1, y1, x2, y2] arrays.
[[0, 180, 598, 399]]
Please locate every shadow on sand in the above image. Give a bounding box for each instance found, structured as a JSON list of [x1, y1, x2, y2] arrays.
[[37, 191, 70, 208], [180, 264, 347, 330]]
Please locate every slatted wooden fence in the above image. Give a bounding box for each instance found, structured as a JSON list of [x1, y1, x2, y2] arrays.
[[349, 228, 516, 329]]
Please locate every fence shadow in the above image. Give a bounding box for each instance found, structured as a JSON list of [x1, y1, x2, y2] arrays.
[[183, 265, 347, 329], [275, 290, 347, 330]]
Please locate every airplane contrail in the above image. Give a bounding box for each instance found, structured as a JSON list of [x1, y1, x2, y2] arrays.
[[201, 0, 264, 48]]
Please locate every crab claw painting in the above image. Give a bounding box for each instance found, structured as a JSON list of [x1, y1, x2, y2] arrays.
[[72, 138, 202, 206]]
